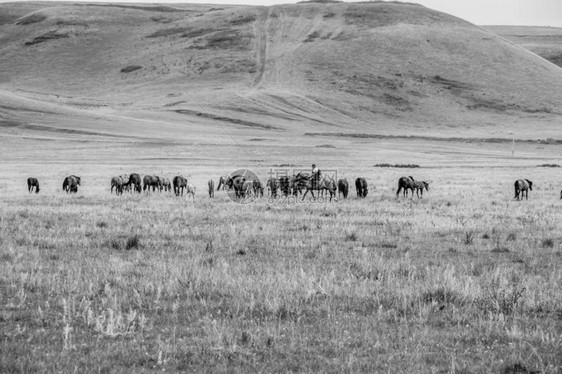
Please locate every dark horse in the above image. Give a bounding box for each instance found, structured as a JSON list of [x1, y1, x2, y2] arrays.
[[396, 176, 415, 198], [514, 179, 533, 200], [63, 175, 81, 193], [412, 180, 430, 198], [279, 176, 291, 196], [299, 174, 337, 201], [338, 178, 349, 199], [216, 175, 230, 191], [253, 180, 264, 197], [126, 173, 142, 193], [173, 175, 188, 196], [266, 177, 279, 197], [227, 175, 246, 198], [355, 177, 368, 198], [208, 179, 215, 198], [27, 177, 40, 193], [143, 175, 161, 193]]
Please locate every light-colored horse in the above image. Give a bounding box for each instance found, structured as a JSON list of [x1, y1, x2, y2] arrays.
[[300, 175, 337, 202]]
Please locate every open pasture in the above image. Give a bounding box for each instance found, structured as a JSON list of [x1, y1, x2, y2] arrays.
[[2, 163, 562, 373]]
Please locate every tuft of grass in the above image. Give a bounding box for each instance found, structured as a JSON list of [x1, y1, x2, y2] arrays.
[[96, 221, 108, 228], [541, 238, 554, 248], [345, 232, 358, 241], [125, 234, 140, 250]]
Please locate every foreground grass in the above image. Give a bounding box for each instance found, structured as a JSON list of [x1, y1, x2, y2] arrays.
[[1, 183, 562, 373]]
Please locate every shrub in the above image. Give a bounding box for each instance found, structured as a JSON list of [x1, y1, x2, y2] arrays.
[[121, 65, 142, 73]]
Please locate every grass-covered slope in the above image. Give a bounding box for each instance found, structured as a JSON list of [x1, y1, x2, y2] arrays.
[[0, 1, 561, 140]]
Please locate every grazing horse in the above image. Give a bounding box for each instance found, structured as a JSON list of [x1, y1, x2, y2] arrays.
[[126, 173, 142, 193], [338, 179, 349, 199], [242, 180, 254, 198], [266, 177, 279, 197], [173, 175, 188, 196], [253, 180, 264, 197], [161, 178, 172, 192], [110, 176, 124, 195], [355, 178, 368, 198], [208, 179, 215, 198], [514, 179, 533, 200], [186, 184, 196, 202], [279, 176, 291, 196], [63, 175, 81, 193], [412, 180, 429, 198], [217, 175, 230, 191], [120, 174, 131, 193], [227, 175, 246, 198], [396, 176, 415, 198], [27, 177, 40, 193], [300, 175, 337, 201], [143, 175, 161, 193]]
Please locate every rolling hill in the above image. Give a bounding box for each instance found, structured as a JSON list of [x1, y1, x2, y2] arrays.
[[1, 1, 562, 146]]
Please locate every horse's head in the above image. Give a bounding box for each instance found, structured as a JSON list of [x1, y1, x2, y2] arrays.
[[526, 179, 533, 190], [424, 182, 430, 191]]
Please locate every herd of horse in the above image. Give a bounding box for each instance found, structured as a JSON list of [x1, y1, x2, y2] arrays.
[[25, 174, 543, 201]]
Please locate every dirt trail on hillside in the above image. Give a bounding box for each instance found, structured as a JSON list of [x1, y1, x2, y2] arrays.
[[252, 7, 269, 87]]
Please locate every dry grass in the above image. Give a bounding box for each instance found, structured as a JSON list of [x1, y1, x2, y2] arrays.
[[1, 166, 561, 372]]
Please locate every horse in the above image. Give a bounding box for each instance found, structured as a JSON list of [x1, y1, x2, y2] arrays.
[[217, 175, 230, 191], [412, 180, 429, 198], [300, 175, 337, 202], [279, 176, 291, 196], [514, 179, 533, 200], [126, 173, 142, 193], [338, 178, 348, 199], [173, 175, 188, 196], [110, 176, 124, 195], [396, 176, 415, 198], [253, 180, 264, 197], [120, 174, 131, 193], [208, 179, 215, 198], [227, 175, 246, 198], [186, 184, 196, 202], [242, 180, 254, 198], [143, 175, 161, 193], [161, 178, 172, 192], [63, 175, 80, 193], [266, 177, 279, 197], [355, 178, 368, 198], [27, 177, 40, 193]]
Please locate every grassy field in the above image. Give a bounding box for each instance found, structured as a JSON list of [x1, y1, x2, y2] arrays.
[[1, 1, 562, 372], [1, 164, 562, 373]]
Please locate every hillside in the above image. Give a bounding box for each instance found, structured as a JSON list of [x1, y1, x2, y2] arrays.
[[1, 1, 562, 147], [486, 26, 562, 68]]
